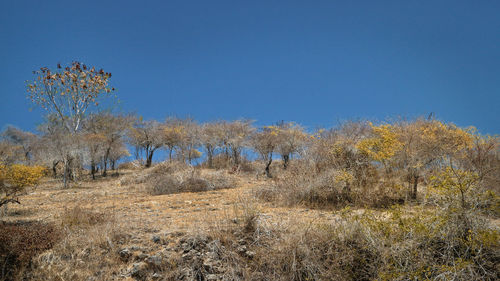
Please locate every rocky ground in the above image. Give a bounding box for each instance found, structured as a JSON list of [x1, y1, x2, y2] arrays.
[[3, 169, 341, 280]]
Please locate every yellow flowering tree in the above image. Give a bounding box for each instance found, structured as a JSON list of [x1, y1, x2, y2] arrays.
[[27, 61, 114, 188], [431, 166, 480, 209], [357, 119, 475, 200], [0, 164, 45, 208], [357, 122, 401, 164]]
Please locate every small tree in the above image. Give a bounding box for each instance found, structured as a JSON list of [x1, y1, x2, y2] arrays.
[[251, 126, 280, 178], [0, 140, 24, 165], [396, 119, 474, 200], [37, 114, 83, 185], [0, 164, 45, 210], [128, 119, 164, 168], [163, 117, 185, 161], [276, 122, 307, 169], [223, 120, 254, 166], [1, 126, 38, 165], [84, 112, 132, 176], [27, 61, 114, 188], [176, 118, 201, 164], [82, 131, 106, 180], [108, 141, 130, 171], [201, 121, 225, 168]]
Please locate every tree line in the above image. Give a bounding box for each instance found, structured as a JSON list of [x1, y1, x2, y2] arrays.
[[1, 61, 499, 209]]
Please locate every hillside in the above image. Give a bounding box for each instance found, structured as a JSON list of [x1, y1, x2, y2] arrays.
[[1, 163, 499, 280]]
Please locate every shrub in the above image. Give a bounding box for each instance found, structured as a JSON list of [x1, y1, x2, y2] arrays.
[[145, 162, 236, 195], [0, 164, 45, 208], [0, 221, 61, 280], [59, 206, 108, 227], [257, 162, 403, 209], [198, 204, 499, 280], [117, 160, 142, 170]]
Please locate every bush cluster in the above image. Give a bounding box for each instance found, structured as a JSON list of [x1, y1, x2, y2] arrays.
[[144, 161, 236, 195]]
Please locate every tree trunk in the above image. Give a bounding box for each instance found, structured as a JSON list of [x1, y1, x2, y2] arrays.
[[146, 150, 154, 168], [91, 161, 96, 180], [102, 148, 110, 177], [208, 154, 213, 168], [232, 148, 240, 166], [265, 156, 273, 178], [411, 175, 419, 200], [206, 145, 213, 168], [63, 159, 70, 189], [52, 160, 59, 179], [343, 182, 352, 203], [460, 189, 466, 209], [282, 154, 290, 169], [102, 160, 108, 177], [111, 160, 116, 171]]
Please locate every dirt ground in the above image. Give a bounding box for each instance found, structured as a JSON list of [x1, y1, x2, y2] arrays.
[[4, 169, 341, 239]]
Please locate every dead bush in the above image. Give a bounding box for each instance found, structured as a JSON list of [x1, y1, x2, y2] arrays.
[[256, 159, 404, 209], [167, 204, 498, 281], [146, 165, 236, 195], [59, 206, 109, 227], [29, 222, 127, 281], [119, 161, 189, 186], [117, 160, 142, 170], [0, 221, 61, 280]]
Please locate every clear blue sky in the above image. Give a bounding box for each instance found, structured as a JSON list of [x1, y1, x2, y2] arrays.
[[1, 0, 499, 133]]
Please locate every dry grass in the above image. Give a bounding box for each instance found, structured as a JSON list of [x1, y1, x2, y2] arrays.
[[1, 164, 498, 280], [0, 221, 61, 280], [256, 164, 405, 210], [146, 165, 237, 195]]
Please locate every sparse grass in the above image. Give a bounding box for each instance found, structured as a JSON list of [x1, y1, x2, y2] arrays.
[[59, 206, 109, 227], [2, 163, 498, 280]]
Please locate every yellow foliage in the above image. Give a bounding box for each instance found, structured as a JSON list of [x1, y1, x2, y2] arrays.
[[334, 169, 353, 184], [430, 167, 479, 205], [0, 164, 46, 188], [190, 149, 202, 159], [357, 122, 402, 162]]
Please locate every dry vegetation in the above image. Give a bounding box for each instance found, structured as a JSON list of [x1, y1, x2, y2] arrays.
[[0, 62, 498, 280], [1, 159, 499, 280]]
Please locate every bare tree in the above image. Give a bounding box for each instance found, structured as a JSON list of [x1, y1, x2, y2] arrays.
[[201, 121, 225, 168], [37, 114, 83, 185], [108, 141, 130, 172], [128, 119, 164, 168], [223, 120, 254, 166], [163, 117, 184, 161], [176, 118, 201, 164], [251, 126, 280, 178], [0, 140, 23, 165], [276, 122, 308, 169], [84, 112, 132, 176], [1, 126, 38, 165]]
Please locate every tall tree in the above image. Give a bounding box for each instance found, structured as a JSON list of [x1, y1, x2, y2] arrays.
[[27, 61, 114, 187]]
